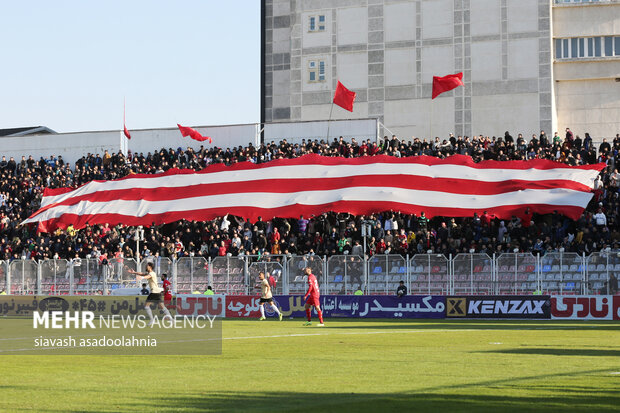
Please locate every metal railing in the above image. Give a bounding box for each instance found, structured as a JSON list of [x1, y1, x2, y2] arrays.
[[1, 250, 617, 296]]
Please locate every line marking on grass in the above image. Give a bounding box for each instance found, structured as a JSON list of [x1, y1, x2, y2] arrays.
[[158, 326, 596, 344], [0, 329, 510, 352], [610, 372, 620, 375]]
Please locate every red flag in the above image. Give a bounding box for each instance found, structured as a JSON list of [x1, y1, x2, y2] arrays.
[[123, 100, 131, 139], [177, 124, 212, 143], [333, 81, 356, 112], [23, 155, 605, 232], [123, 124, 131, 140], [432, 72, 464, 99]]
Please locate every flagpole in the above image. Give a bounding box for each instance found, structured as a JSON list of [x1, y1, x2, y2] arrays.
[[326, 100, 334, 142], [123, 97, 128, 156], [429, 97, 434, 142]]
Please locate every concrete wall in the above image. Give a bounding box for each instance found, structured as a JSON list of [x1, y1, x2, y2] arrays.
[[553, 2, 620, 38], [264, 118, 378, 144], [555, 79, 620, 139], [0, 119, 379, 165], [0, 124, 258, 166]]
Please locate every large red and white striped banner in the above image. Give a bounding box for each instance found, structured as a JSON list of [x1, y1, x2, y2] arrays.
[[23, 154, 605, 232]]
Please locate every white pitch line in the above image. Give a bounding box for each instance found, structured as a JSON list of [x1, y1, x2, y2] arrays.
[[0, 328, 459, 351]]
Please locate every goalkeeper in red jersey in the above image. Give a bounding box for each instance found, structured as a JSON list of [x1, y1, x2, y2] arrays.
[[303, 267, 324, 326]]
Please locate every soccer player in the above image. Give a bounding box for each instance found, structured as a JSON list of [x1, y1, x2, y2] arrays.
[[303, 267, 324, 326], [162, 273, 173, 307], [258, 272, 282, 321], [127, 263, 173, 326]]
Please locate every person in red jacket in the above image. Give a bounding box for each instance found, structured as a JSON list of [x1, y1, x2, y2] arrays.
[[303, 267, 324, 327]]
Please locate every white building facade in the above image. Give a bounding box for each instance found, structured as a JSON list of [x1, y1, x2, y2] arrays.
[[262, 0, 620, 140]]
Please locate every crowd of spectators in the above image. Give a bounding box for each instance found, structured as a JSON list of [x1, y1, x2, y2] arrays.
[[0, 129, 618, 265]]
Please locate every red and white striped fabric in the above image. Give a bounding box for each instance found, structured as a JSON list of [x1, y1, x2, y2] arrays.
[[23, 154, 605, 232]]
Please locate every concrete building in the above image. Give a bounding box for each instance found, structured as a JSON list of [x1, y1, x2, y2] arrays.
[[553, 0, 620, 139], [261, 0, 620, 141]]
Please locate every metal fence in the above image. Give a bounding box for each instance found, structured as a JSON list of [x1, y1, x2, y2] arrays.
[[326, 255, 365, 295], [586, 251, 620, 295], [1, 250, 617, 296], [410, 254, 450, 295], [367, 254, 407, 295]]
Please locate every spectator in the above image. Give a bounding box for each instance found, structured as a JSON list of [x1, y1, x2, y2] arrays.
[[396, 280, 407, 297], [0, 130, 616, 266], [594, 208, 607, 228], [204, 286, 214, 295]]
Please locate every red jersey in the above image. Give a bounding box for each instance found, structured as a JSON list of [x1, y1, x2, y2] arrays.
[[163, 279, 172, 299], [305, 273, 320, 299]]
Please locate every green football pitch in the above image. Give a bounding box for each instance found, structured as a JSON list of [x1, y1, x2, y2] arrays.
[[1, 319, 619, 412]]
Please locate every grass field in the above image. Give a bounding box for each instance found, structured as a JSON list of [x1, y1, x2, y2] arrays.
[[1, 319, 619, 412]]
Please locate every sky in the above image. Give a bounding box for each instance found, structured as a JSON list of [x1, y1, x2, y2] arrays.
[[0, 0, 260, 133]]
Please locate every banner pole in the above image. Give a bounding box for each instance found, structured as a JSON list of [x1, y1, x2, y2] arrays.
[[326, 101, 334, 142]]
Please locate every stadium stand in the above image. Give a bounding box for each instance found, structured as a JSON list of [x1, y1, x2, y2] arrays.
[[0, 131, 618, 296]]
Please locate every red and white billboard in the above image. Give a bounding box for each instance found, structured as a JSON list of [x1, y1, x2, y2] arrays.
[[225, 296, 261, 318], [551, 295, 617, 320], [176, 294, 226, 318]]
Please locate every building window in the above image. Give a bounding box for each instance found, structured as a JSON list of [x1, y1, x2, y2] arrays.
[[308, 60, 326, 82], [308, 15, 326, 32], [555, 36, 620, 59], [604, 36, 613, 56]]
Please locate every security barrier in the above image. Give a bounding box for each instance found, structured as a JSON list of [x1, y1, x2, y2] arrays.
[[1, 251, 617, 297]]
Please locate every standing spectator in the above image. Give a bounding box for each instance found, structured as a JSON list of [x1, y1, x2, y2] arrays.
[[594, 208, 607, 228], [583, 133, 593, 151], [298, 215, 309, 234], [599, 138, 611, 156]]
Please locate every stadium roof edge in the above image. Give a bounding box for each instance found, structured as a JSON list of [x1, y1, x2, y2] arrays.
[[0, 126, 57, 137], [0, 118, 378, 137]]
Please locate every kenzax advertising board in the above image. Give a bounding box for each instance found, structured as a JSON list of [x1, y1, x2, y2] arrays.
[[225, 295, 446, 318], [551, 295, 620, 320], [446, 295, 551, 319]]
